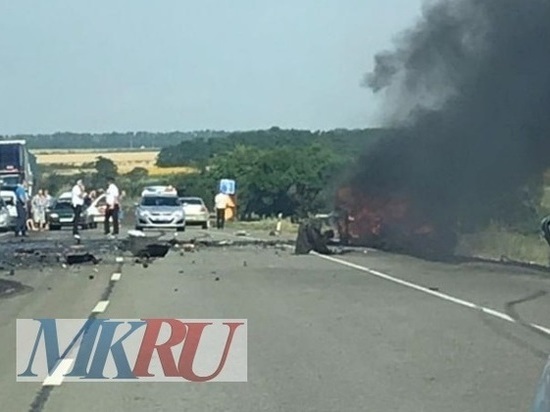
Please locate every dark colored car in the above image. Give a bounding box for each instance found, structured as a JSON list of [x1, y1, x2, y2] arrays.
[[46, 201, 96, 231]]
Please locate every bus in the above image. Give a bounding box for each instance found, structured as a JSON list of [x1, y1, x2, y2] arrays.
[[0, 140, 35, 195]]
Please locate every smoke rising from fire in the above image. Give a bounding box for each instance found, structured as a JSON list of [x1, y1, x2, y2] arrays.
[[345, 0, 550, 251]]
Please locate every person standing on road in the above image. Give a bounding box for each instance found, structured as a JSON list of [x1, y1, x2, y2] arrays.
[[214, 191, 230, 229], [104, 177, 120, 237], [14, 179, 29, 237], [71, 179, 86, 239], [31, 189, 47, 231]]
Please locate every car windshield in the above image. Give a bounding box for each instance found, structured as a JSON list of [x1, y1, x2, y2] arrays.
[[141, 196, 180, 207], [53, 201, 73, 210], [180, 198, 203, 205]]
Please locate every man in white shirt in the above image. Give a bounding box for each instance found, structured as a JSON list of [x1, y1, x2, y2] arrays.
[[214, 191, 230, 229], [71, 179, 85, 238], [104, 177, 120, 236]]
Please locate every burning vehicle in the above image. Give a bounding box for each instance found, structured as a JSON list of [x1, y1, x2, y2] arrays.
[[331, 187, 457, 259]]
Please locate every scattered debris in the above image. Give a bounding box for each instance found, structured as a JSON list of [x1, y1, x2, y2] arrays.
[[180, 243, 195, 252], [295, 219, 334, 255], [178, 270, 184, 274], [243, 261, 247, 267], [235, 230, 248, 237], [88, 275, 95, 280], [121, 232, 169, 256], [215, 277, 220, 281], [66, 253, 99, 265]]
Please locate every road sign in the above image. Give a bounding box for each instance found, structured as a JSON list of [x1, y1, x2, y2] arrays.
[[219, 179, 236, 195]]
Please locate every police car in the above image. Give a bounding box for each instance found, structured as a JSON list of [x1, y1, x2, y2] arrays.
[[135, 186, 185, 231]]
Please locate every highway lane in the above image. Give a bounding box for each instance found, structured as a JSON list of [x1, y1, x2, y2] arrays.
[[0, 227, 549, 411]]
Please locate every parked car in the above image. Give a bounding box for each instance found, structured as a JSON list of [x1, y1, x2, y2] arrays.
[[86, 194, 107, 223], [135, 193, 185, 231], [46, 200, 96, 230], [179, 197, 209, 229], [0, 197, 11, 231], [57, 191, 72, 202]]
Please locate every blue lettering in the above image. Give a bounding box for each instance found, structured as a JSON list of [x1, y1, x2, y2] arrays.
[[67, 320, 145, 379], [18, 319, 90, 377]]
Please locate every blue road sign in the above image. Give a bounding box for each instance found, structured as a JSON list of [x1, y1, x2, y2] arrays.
[[219, 179, 236, 195]]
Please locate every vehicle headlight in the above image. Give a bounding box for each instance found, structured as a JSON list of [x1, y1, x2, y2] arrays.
[[50, 213, 59, 218], [174, 210, 184, 217], [138, 210, 150, 217]]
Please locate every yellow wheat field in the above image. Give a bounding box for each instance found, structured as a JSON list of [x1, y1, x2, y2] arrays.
[[32, 150, 195, 176]]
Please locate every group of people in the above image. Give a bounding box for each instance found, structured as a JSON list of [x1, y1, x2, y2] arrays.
[[71, 177, 121, 239], [13, 180, 52, 236], [12, 177, 122, 238]]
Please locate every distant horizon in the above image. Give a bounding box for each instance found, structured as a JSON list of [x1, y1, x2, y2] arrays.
[[0, 126, 386, 137]]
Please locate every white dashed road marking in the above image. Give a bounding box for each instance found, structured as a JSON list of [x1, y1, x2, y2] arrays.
[[91, 300, 110, 313], [111, 273, 121, 281], [313, 252, 550, 336], [42, 358, 74, 386]]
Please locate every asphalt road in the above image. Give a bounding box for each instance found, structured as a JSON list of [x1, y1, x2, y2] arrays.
[[1, 226, 550, 411]]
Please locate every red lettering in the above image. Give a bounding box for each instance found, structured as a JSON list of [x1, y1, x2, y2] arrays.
[[178, 322, 244, 382], [133, 319, 187, 377]]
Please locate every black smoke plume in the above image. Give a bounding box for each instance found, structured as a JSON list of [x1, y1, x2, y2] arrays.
[[347, 0, 550, 251]]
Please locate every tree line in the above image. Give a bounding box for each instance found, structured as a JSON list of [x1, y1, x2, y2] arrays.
[[156, 127, 387, 167]]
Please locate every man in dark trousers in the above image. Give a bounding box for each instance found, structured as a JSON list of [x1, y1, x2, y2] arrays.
[[14, 179, 28, 237], [71, 179, 86, 239], [214, 190, 229, 229], [104, 177, 120, 237]]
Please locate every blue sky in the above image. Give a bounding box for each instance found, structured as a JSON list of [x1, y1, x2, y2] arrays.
[[0, 0, 423, 134]]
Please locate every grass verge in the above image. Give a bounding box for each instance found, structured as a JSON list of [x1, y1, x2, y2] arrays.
[[456, 224, 550, 267]]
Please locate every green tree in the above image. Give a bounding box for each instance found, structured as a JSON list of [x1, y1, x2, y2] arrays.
[[206, 144, 343, 219], [91, 156, 118, 189], [125, 167, 149, 180]]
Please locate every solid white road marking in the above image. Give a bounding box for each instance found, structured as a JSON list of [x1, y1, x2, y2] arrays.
[[115, 257, 124, 263], [91, 300, 110, 313], [42, 358, 74, 386], [312, 252, 550, 336], [111, 273, 121, 281]]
